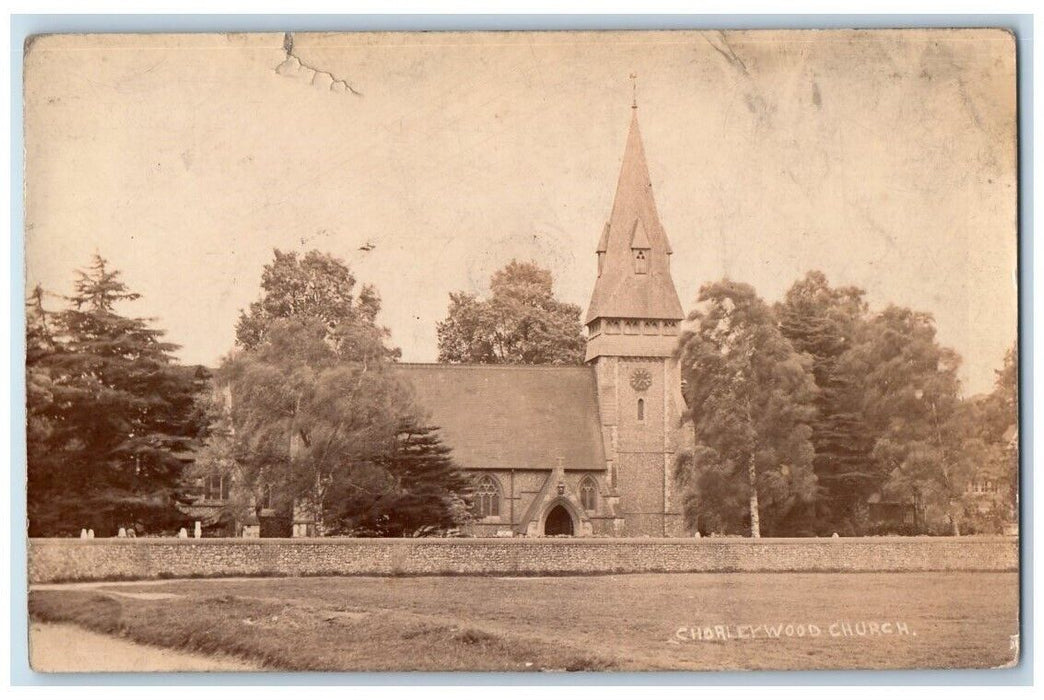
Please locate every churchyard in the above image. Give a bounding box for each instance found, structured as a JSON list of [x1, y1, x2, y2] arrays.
[[29, 570, 1019, 672]]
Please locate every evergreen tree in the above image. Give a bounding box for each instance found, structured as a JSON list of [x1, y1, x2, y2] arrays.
[[436, 260, 585, 365], [332, 421, 472, 536], [776, 271, 876, 534], [26, 255, 204, 536], [26, 285, 58, 494]]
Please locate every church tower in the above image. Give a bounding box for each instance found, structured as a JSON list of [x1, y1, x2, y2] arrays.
[[586, 105, 687, 537]]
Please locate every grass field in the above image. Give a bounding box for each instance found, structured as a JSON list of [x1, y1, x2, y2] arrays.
[[28, 571, 1019, 672]]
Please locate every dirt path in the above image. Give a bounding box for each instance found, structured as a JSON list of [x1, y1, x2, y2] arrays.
[[29, 622, 260, 673]]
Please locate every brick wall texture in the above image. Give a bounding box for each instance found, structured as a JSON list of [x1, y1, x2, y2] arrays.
[[28, 536, 1018, 583]]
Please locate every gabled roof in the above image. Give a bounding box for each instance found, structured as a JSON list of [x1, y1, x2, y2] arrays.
[[586, 110, 684, 323], [394, 364, 606, 471], [630, 218, 651, 249]]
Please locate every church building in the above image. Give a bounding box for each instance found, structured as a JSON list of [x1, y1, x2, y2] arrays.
[[399, 107, 690, 537]]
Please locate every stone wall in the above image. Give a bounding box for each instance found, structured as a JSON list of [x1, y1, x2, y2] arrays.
[[27, 536, 1018, 584]]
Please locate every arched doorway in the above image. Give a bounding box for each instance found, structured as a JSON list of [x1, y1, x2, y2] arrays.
[[544, 504, 574, 536]]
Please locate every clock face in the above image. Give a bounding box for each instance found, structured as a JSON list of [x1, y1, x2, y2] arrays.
[[630, 368, 653, 392]]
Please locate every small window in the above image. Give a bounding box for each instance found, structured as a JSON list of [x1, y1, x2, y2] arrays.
[[634, 249, 649, 274], [580, 476, 598, 511], [206, 473, 230, 501], [637, 398, 645, 421], [260, 483, 273, 510], [473, 475, 501, 518]]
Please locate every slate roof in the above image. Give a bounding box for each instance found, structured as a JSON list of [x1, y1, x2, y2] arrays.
[[394, 364, 607, 471], [587, 109, 684, 323]]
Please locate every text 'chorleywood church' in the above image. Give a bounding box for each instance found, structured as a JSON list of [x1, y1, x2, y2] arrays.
[[400, 107, 690, 537]]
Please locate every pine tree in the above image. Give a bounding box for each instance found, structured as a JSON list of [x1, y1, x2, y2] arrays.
[[776, 271, 877, 534], [334, 421, 472, 536], [26, 255, 204, 536]]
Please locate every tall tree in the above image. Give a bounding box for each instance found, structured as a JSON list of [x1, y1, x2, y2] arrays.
[[776, 271, 876, 533], [675, 280, 819, 537], [26, 255, 204, 536], [236, 248, 397, 361], [224, 249, 470, 535], [436, 260, 585, 365], [225, 316, 411, 535], [856, 307, 968, 533]]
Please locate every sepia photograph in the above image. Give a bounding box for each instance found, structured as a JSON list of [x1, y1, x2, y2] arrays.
[[22, 27, 1019, 673]]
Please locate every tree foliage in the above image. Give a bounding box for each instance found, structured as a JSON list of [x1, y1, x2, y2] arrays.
[[26, 255, 205, 536], [776, 271, 1018, 535], [236, 248, 397, 362], [674, 280, 819, 537], [978, 344, 1019, 444], [223, 317, 414, 534], [216, 249, 471, 535], [880, 340, 1018, 535], [436, 260, 585, 365], [851, 306, 967, 533], [966, 343, 1019, 529], [329, 420, 473, 536], [776, 272, 877, 533]]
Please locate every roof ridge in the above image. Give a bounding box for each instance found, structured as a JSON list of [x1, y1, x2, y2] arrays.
[[396, 362, 594, 372]]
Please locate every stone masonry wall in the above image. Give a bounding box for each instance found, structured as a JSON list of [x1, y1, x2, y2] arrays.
[[27, 536, 1017, 584]]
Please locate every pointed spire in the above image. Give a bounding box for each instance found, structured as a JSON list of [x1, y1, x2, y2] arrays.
[[585, 108, 683, 326]]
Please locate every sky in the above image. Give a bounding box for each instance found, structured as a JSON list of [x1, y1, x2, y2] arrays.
[[24, 29, 1017, 396]]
